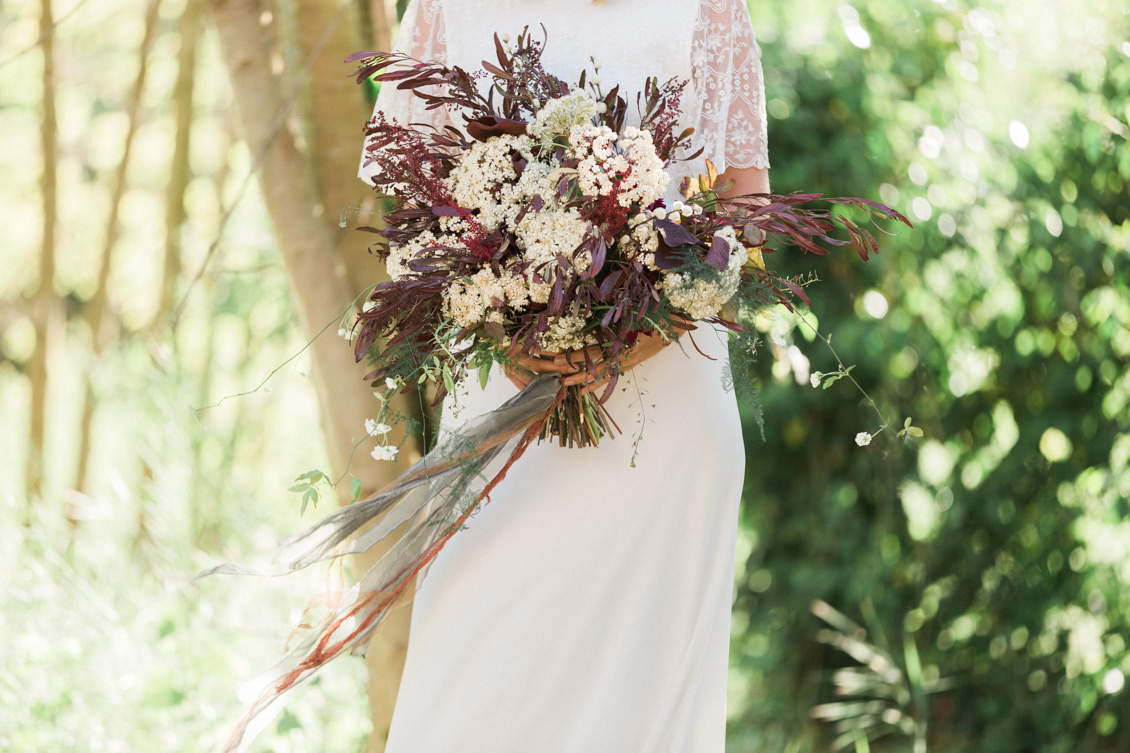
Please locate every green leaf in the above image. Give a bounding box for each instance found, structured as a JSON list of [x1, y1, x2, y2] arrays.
[[350, 476, 363, 504], [301, 488, 318, 515]]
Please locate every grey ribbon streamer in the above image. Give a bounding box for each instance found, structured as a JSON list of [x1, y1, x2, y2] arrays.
[[202, 374, 561, 753]]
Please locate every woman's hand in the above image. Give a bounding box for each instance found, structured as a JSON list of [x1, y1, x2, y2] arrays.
[[502, 318, 693, 394], [502, 343, 605, 391]]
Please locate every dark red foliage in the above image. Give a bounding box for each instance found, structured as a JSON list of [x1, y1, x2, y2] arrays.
[[348, 29, 912, 411]]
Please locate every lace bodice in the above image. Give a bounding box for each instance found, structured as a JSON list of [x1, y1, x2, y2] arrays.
[[364, 0, 769, 185]]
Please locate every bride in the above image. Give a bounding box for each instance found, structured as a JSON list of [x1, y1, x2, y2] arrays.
[[362, 0, 770, 750]]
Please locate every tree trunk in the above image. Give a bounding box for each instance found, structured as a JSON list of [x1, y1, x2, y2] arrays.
[[75, 0, 163, 495], [159, 0, 203, 319], [207, 1, 411, 748], [28, 0, 61, 511], [287, 3, 412, 745]]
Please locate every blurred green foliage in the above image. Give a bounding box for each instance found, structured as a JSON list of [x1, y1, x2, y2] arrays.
[[4, 0, 1128, 751], [728, 1, 1130, 751]]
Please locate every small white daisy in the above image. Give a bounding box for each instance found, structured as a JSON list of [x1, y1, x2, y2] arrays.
[[855, 432, 873, 447], [371, 445, 399, 461], [365, 419, 392, 437]]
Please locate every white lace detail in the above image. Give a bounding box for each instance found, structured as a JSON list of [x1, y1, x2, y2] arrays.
[[362, 0, 770, 183], [691, 0, 770, 171], [376, 0, 449, 127], [360, 0, 449, 182]]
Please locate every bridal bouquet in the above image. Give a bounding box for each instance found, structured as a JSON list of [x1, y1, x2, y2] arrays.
[[348, 29, 907, 448], [205, 31, 909, 752]]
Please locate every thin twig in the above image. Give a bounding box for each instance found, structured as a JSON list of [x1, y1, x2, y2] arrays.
[[0, 0, 89, 70], [194, 284, 376, 413], [794, 309, 890, 435]]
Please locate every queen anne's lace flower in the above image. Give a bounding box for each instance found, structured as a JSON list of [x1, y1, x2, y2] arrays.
[[443, 267, 532, 328], [540, 313, 598, 352], [658, 226, 748, 319], [528, 90, 600, 149], [567, 125, 669, 210], [447, 135, 534, 229], [513, 205, 593, 300], [387, 230, 462, 280]]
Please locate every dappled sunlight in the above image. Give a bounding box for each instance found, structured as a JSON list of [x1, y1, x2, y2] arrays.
[[733, 0, 1130, 749], [2, 0, 1129, 750]]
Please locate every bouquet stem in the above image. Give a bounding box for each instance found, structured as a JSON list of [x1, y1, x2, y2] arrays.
[[540, 384, 620, 448]]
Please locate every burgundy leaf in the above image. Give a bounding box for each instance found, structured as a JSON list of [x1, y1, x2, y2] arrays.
[[705, 235, 729, 271], [598, 270, 623, 300], [482, 321, 506, 342], [653, 244, 683, 270], [466, 117, 529, 142], [480, 61, 516, 81], [548, 275, 564, 314], [583, 236, 607, 279], [653, 218, 699, 248]]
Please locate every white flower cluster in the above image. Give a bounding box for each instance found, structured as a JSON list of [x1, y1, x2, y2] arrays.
[[512, 206, 592, 303], [386, 230, 457, 281], [448, 134, 535, 230], [527, 90, 601, 149], [615, 214, 662, 269], [540, 313, 598, 352], [387, 91, 746, 345], [365, 417, 398, 461], [568, 125, 668, 209], [443, 267, 532, 329], [657, 226, 748, 320]]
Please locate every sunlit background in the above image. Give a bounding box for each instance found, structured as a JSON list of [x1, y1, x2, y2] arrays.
[[1, 0, 1128, 751]]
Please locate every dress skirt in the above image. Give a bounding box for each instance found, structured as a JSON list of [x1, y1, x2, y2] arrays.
[[384, 325, 745, 752]]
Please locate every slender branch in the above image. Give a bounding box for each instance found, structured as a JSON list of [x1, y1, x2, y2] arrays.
[[795, 309, 890, 435], [0, 0, 89, 70], [158, 0, 203, 318]]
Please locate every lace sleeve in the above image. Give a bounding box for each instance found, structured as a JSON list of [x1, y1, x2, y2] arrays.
[[359, 0, 449, 183], [690, 0, 770, 172]]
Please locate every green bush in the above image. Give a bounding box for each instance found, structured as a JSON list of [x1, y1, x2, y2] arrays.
[[728, 2, 1130, 751]]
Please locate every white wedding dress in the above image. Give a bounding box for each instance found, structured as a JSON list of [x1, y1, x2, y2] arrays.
[[362, 1, 769, 750]]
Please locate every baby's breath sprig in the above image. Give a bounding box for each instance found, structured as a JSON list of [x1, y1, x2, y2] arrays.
[[796, 310, 923, 446]]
